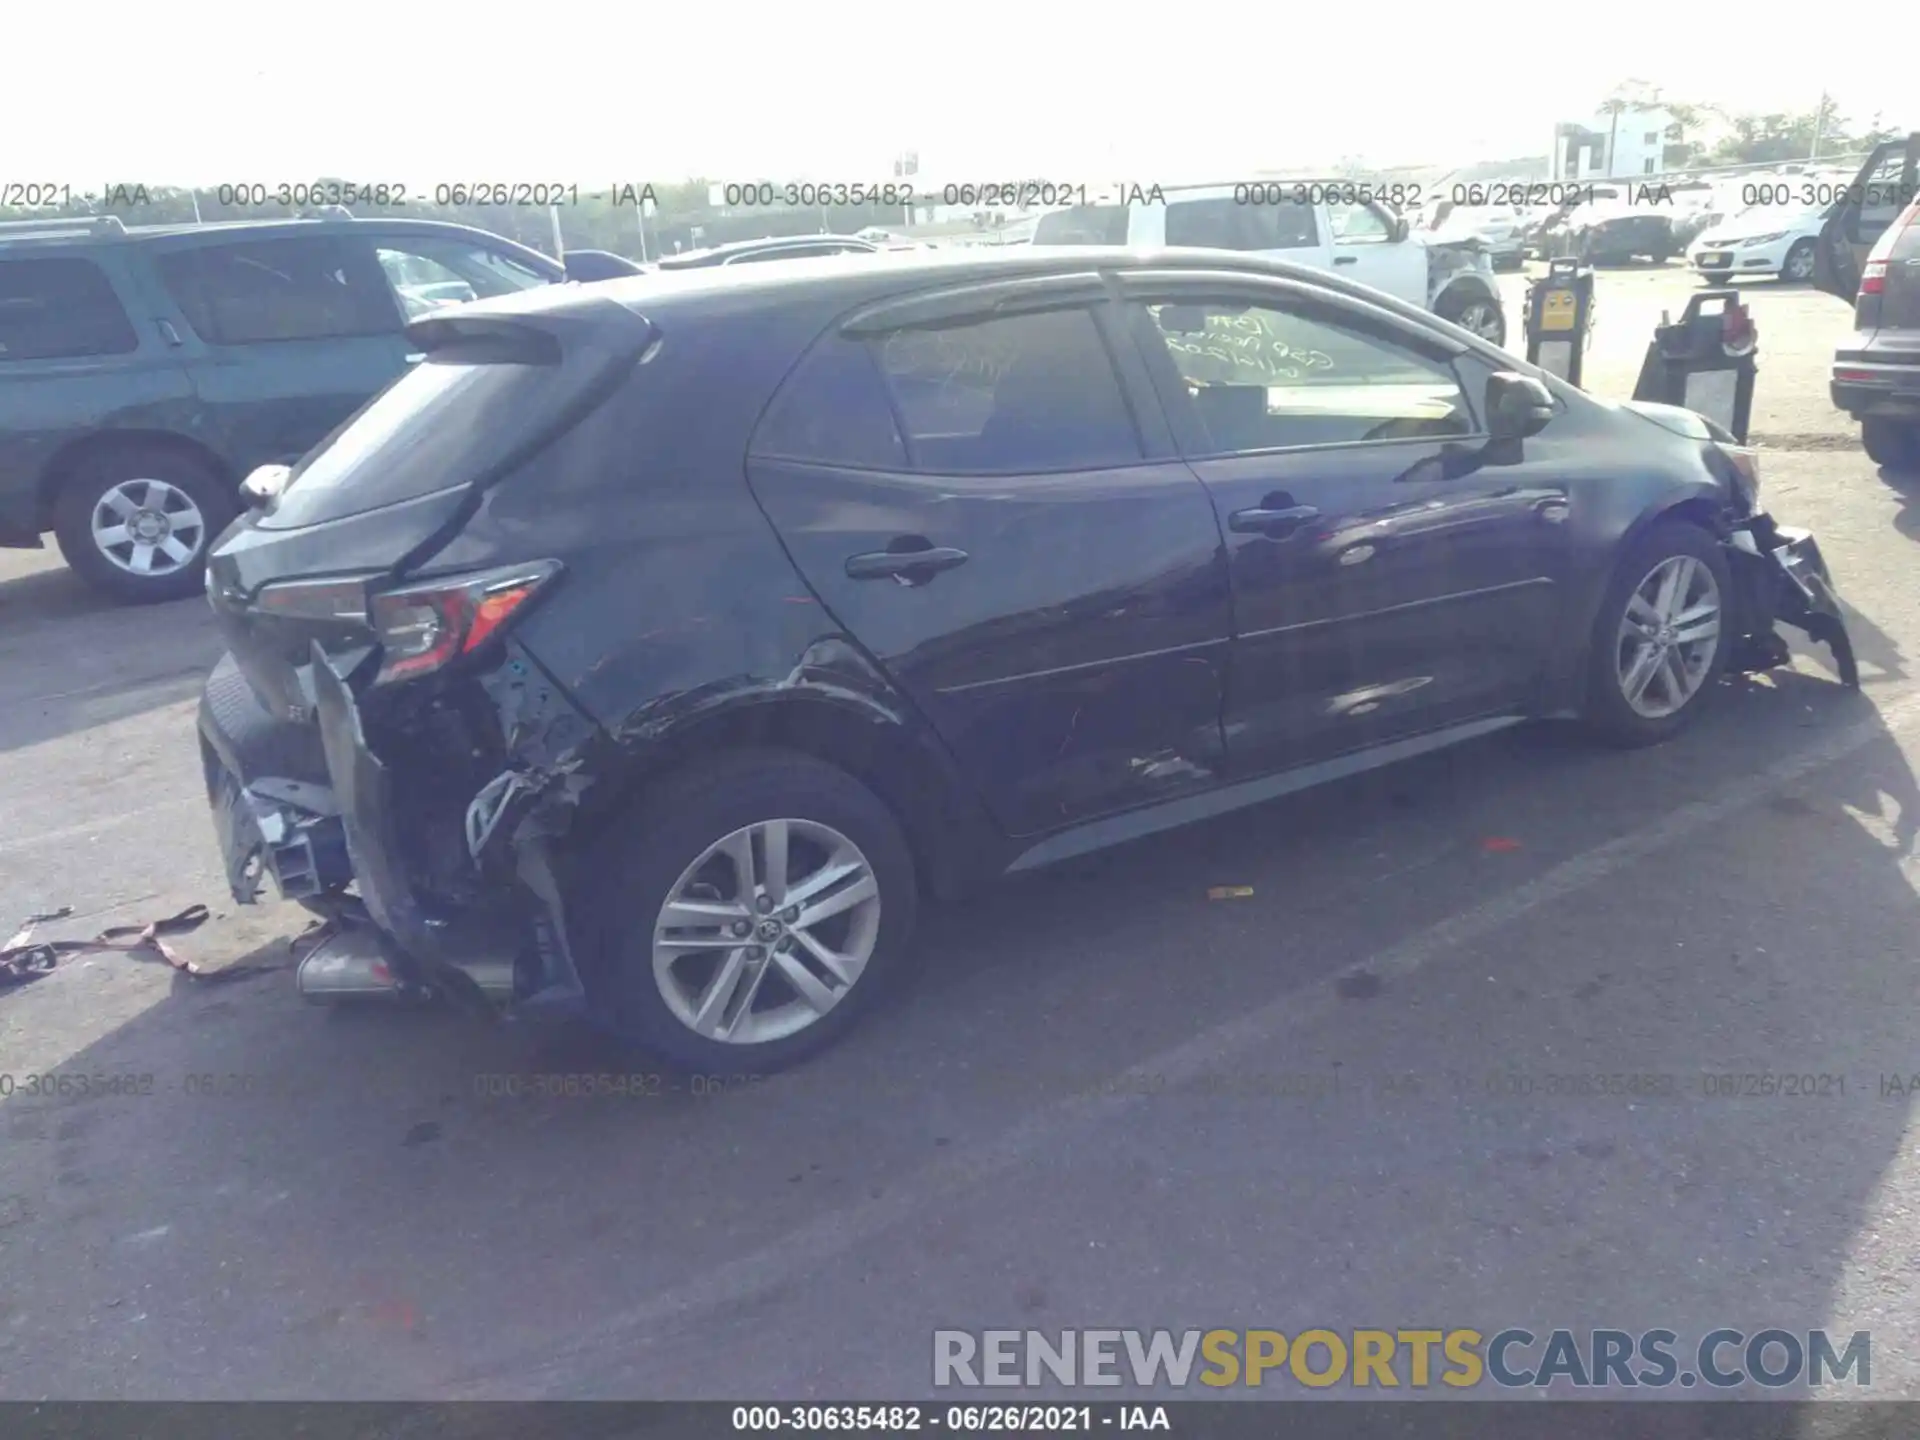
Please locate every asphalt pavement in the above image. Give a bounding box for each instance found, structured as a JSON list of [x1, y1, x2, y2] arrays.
[[3, 262, 1919, 1403]]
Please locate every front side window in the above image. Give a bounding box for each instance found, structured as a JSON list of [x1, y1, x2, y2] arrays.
[[1137, 298, 1473, 453], [157, 237, 396, 344], [0, 257, 138, 361], [1031, 206, 1129, 245], [1329, 201, 1391, 243], [869, 307, 1140, 474]]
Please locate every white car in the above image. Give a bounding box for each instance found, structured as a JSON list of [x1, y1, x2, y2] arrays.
[[1030, 182, 1509, 345], [1422, 200, 1528, 270], [1686, 198, 1830, 285]]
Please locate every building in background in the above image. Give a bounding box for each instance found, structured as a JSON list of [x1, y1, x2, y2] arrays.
[[1550, 107, 1677, 180]]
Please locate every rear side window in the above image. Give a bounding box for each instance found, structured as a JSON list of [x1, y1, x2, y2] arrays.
[[752, 337, 907, 469], [0, 258, 138, 360], [1032, 206, 1129, 245], [157, 237, 397, 344], [869, 308, 1140, 474], [1166, 198, 1318, 250]]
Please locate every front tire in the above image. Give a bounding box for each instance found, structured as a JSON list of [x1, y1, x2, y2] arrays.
[[578, 749, 919, 1073], [1861, 418, 1920, 472], [1780, 238, 1817, 284], [52, 447, 235, 604], [1583, 521, 1733, 748]]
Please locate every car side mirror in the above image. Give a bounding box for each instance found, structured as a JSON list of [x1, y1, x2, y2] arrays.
[[1485, 372, 1554, 442], [240, 464, 291, 509]]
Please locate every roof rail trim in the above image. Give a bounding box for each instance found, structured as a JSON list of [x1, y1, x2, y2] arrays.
[[0, 214, 127, 238]]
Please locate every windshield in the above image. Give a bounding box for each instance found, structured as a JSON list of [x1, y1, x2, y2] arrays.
[[1032, 205, 1129, 245]]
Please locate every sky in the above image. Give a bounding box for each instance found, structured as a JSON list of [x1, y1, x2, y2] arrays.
[[3, 5, 1909, 190]]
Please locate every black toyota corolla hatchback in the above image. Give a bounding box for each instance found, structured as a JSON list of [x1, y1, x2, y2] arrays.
[[196, 246, 1856, 1071]]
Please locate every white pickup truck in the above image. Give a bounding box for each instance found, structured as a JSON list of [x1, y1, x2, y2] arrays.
[[1031, 181, 1508, 346]]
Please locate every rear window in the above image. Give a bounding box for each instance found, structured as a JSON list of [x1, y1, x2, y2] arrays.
[[1032, 207, 1129, 245], [260, 347, 569, 529], [0, 257, 139, 361], [1165, 198, 1319, 250]]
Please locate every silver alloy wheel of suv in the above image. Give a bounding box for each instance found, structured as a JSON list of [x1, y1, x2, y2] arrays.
[[89, 477, 208, 578]]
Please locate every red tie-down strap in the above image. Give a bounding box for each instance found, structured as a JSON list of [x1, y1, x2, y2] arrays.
[[1, 904, 327, 988]]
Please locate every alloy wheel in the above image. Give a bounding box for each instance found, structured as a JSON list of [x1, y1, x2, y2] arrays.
[[1456, 302, 1504, 341], [1615, 555, 1722, 719], [90, 478, 208, 577], [1783, 243, 1816, 281], [652, 818, 882, 1045]]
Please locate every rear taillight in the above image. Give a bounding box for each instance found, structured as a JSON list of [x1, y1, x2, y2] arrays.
[[369, 561, 561, 685], [1862, 200, 1920, 297]]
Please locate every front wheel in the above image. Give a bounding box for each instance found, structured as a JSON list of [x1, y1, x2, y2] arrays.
[[1583, 521, 1733, 748], [1780, 238, 1818, 284], [1862, 417, 1920, 472], [1435, 287, 1507, 346], [578, 749, 920, 1073]]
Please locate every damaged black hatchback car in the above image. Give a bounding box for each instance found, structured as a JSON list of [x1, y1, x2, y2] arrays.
[[197, 247, 1856, 1071]]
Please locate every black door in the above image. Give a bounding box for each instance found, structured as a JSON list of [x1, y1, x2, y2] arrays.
[[1815, 133, 1920, 302], [1117, 273, 1570, 776], [745, 284, 1233, 838]]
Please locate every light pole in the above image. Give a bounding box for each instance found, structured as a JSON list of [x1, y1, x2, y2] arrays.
[[1810, 91, 1830, 161]]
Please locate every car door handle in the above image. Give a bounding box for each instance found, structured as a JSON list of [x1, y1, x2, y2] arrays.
[[845, 545, 970, 583], [1333, 255, 1358, 265], [1229, 504, 1321, 536]]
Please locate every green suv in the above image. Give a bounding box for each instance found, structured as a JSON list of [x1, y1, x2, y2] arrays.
[[0, 212, 569, 602]]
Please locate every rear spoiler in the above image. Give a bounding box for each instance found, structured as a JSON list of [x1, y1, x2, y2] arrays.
[[404, 291, 657, 367]]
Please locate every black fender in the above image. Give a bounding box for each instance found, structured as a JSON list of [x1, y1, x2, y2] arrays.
[[489, 633, 1003, 905], [1535, 482, 1728, 716]]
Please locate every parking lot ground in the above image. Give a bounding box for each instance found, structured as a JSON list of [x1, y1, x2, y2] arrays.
[[4, 262, 1920, 1400]]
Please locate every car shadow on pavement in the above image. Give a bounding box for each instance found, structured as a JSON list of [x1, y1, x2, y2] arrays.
[[2, 668, 1916, 1400], [0, 565, 221, 758], [1878, 465, 1920, 547]]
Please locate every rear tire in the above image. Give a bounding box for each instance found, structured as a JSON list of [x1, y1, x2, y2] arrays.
[[576, 749, 920, 1073], [1434, 287, 1507, 346], [1862, 418, 1920, 472], [1582, 521, 1733, 748], [52, 447, 235, 604]]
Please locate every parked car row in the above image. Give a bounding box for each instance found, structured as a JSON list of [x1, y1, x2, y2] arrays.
[[0, 216, 934, 602], [1029, 183, 1509, 344]]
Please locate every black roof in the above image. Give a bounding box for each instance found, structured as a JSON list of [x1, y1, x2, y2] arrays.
[[452, 245, 1480, 358], [654, 234, 882, 270]]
